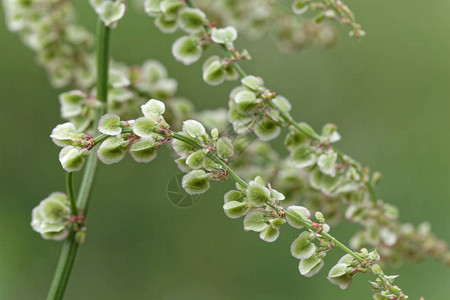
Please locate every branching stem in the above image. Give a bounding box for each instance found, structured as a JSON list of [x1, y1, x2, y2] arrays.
[[46, 18, 111, 300], [171, 132, 363, 262]]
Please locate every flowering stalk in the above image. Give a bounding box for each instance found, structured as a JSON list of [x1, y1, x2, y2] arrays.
[[172, 131, 362, 261], [46, 17, 111, 300], [70, 98, 407, 298]]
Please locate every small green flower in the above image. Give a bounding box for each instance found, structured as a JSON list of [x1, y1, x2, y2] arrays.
[[291, 231, 316, 259], [172, 36, 202, 65], [317, 152, 337, 176], [97, 136, 128, 164], [241, 75, 264, 92], [178, 7, 206, 33], [182, 170, 211, 195], [98, 113, 122, 136], [224, 190, 246, 203], [182, 120, 206, 139], [327, 263, 353, 289], [129, 139, 158, 163], [202, 56, 225, 86], [254, 117, 281, 141], [97, 1, 126, 27], [59, 90, 86, 118], [133, 117, 159, 138], [186, 149, 207, 169], [246, 180, 271, 207], [211, 26, 238, 44], [243, 209, 267, 232], [31, 192, 71, 241], [59, 146, 88, 172], [286, 205, 310, 229], [259, 225, 279, 243], [155, 15, 178, 33], [299, 255, 324, 277], [234, 90, 259, 112], [223, 201, 248, 219], [141, 99, 166, 117], [51, 123, 83, 147], [160, 0, 184, 20]]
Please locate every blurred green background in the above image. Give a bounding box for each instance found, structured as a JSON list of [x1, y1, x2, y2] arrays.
[[1, 0, 450, 299]]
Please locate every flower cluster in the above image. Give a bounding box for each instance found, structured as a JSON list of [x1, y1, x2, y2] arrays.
[[291, 0, 365, 39], [3, 0, 94, 88], [51, 99, 172, 172], [31, 192, 72, 241], [189, 0, 339, 53], [226, 76, 290, 141], [169, 127, 407, 297], [6, 0, 446, 298], [145, 0, 450, 270], [224, 176, 286, 242], [172, 120, 235, 194]]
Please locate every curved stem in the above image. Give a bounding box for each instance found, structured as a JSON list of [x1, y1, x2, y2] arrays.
[[46, 18, 111, 300], [171, 132, 362, 262]]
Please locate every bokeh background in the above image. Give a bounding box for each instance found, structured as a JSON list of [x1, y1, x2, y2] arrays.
[[1, 0, 450, 299]]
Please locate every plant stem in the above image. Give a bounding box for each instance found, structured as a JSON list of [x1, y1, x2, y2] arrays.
[[66, 172, 77, 216], [171, 132, 362, 262], [46, 18, 110, 300]]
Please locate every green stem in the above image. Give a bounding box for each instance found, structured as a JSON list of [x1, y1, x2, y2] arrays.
[[171, 132, 362, 262], [66, 172, 77, 216], [46, 18, 111, 300]]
